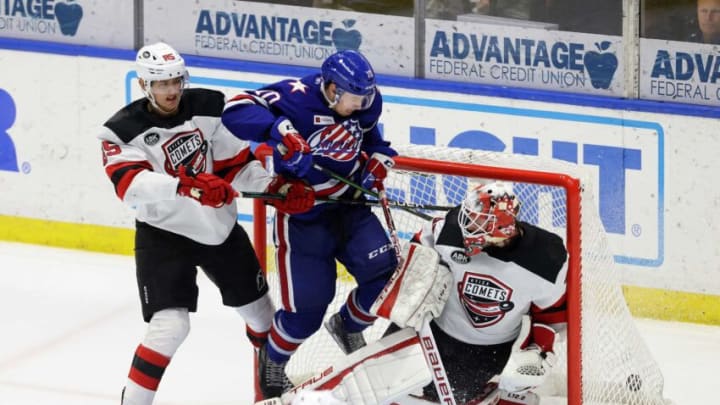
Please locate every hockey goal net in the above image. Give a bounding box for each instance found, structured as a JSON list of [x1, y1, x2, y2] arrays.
[[252, 144, 667, 405]]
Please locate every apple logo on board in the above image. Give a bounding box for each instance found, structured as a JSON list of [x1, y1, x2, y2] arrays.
[[583, 41, 618, 90], [55, 0, 84, 37], [332, 19, 362, 51]]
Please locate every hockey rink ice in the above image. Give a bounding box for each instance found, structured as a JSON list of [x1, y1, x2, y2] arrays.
[[1, 241, 717, 405]]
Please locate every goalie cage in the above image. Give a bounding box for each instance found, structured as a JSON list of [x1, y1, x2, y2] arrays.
[[252, 144, 669, 405]]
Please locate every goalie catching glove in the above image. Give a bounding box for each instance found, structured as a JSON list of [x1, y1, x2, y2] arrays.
[[498, 315, 557, 394], [370, 243, 452, 330], [265, 176, 316, 215]]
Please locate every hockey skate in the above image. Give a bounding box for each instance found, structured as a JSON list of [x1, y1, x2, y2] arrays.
[[258, 344, 293, 398], [324, 312, 367, 354]]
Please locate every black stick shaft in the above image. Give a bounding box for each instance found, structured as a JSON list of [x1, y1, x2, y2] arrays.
[[311, 164, 434, 220]]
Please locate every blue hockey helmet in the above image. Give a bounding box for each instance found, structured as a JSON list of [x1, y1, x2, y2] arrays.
[[321, 50, 376, 110]]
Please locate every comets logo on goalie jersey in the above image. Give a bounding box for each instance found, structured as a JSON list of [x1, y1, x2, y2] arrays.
[[458, 273, 515, 328]]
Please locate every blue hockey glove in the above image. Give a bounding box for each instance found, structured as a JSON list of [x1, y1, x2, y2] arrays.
[[360, 152, 394, 193], [268, 117, 312, 177]]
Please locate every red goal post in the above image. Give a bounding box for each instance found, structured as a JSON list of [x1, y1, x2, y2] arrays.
[[252, 144, 667, 405]]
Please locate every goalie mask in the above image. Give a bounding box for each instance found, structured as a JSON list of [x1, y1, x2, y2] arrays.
[[136, 42, 189, 111], [458, 182, 520, 256]]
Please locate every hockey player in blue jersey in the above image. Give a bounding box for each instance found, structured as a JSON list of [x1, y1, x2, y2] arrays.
[[222, 50, 398, 398]]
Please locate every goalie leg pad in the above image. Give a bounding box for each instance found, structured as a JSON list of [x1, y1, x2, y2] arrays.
[[496, 390, 540, 405], [283, 328, 432, 405]]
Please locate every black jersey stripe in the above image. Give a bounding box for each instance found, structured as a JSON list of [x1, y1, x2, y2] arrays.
[[104, 88, 226, 143]]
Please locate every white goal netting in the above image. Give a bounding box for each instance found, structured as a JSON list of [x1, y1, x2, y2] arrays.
[[258, 145, 668, 405]]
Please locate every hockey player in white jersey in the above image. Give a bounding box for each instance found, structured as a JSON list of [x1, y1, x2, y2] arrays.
[[370, 182, 568, 404], [98, 42, 315, 405]]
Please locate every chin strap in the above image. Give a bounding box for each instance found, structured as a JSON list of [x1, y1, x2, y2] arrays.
[[320, 80, 339, 109]]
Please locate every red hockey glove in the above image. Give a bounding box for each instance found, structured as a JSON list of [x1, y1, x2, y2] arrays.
[[360, 152, 394, 193], [265, 176, 315, 214], [177, 166, 238, 207], [268, 117, 312, 177]]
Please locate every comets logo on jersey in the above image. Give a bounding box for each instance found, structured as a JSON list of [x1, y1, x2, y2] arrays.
[[162, 130, 208, 174], [458, 273, 515, 328], [307, 119, 362, 162]]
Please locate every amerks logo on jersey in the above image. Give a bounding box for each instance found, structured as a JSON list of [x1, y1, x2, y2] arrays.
[[458, 273, 515, 328], [307, 119, 362, 162], [162, 130, 208, 174]]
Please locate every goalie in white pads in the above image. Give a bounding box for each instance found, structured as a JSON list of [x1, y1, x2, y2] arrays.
[[374, 182, 568, 404]]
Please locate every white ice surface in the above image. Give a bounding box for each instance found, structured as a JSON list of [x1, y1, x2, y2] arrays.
[[0, 241, 717, 405]]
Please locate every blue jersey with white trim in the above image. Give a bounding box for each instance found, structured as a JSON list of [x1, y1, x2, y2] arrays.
[[222, 73, 395, 212]]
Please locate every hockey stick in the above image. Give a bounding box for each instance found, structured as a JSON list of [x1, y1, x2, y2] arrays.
[[311, 163, 435, 221], [377, 183, 404, 263], [272, 144, 437, 219], [241, 191, 454, 212], [376, 182, 458, 405]]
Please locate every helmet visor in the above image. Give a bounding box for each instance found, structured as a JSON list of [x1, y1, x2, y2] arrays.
[[148, 77, 188, 96], [335, 86, 376, 110]]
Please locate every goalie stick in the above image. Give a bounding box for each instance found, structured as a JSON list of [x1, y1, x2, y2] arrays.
[[375, 181, 458, 405]]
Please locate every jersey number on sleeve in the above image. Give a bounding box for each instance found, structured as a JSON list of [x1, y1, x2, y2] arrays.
[[101, 141, 121, 166]]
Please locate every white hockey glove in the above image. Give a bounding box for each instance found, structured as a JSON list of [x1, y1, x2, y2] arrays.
[[498, 315, 557, 394], [370, 243, 452, 330]]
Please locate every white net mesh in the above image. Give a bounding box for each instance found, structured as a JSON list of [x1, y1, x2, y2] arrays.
[[261, 145, 668, 404]]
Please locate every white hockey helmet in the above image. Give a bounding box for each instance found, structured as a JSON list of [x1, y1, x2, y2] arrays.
[[458, 181, 520, 255], [135, 42, 189, 102]]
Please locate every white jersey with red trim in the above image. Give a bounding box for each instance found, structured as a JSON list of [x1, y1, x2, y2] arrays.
[[414, 207, 568, 346], [98, 88, 272, 245]]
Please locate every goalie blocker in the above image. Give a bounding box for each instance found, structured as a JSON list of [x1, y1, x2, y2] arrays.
[[370, 242, 453, 331]]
